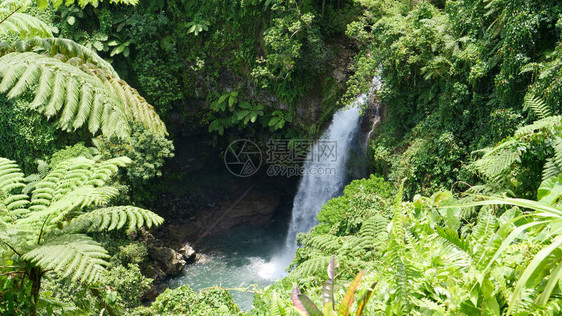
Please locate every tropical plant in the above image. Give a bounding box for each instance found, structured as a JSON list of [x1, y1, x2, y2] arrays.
[[453, 174, 562, 315], [291, 256, 377, 316], [473, 94, 561, 196], [0, 155, 163, 315], [0, 2, 168, 138], [34, 0, 139, 9], [185, 17, 210, 36], [267, 110, 293, 131], [0, 0, 54, 39], [0, 37, 168, 137]]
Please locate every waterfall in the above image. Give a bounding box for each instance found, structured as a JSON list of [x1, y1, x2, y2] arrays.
[[258, 78, 380, 280], [285, 76, 381, 251], [284, 103, 362, 251]]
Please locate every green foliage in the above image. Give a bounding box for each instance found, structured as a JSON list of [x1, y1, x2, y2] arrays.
[[473, 95, 562, 198], [0, 155, 163, 314], [0, 94, 68, 173], [0, 0, 54, 39], [136, 285, 241, 316], [103, 263, 152, 309], [0, 45, 167, 137], [35, 0, 139, 9], [185, 17, 210, 36], [207, 90, 268, 135], [292, 259, 374, 316], [93, 124, 174, 203], [255, 161, 562, 315], [314, 175, 393, 235], [54, 0, 352, 138], [348, 0, 562, 196], [116, 242, 147, 265]]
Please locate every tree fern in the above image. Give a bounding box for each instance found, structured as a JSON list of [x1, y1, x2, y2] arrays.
[[0, 154, 164, 314], [0, 50, 167, 137], [307, 234, 343, 252], [288, 256, 333, 280], [17, 37, 118, 77], [22, 234, 109, 283], [0, 0, 53, 39], [0, 157, 27, 219], [542, 138, 562, 181], [0, 8, 169, 138], [472, 138, 523, 181], [28, 156, 130, 212], [514, 115, 562, 137]]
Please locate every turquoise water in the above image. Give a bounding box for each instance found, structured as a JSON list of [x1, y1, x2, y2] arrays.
[[168, 220, 289, 310]]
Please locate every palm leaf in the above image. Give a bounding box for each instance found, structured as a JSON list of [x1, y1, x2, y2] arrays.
[[507, 235, 562, 315]]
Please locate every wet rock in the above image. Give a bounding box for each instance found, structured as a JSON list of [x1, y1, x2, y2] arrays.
[[178, 243, 196, 263], [147, 245, 185, 276], [140, 228, 186, 277], [195, 253, 211, 264]]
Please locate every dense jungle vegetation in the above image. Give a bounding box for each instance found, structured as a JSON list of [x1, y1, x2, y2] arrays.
[[1, 0, 562, 315]]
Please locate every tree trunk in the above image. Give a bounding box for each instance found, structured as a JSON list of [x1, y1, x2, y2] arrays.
[[29, 267, 42, 316]]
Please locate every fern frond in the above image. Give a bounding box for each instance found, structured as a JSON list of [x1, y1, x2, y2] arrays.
[[515, 115, 562, 137], [0, 1, 53, 39], [434, 235, 472, 268], [0, 51, 167, 137], [542, 159, 559, 182], [550, 137, 562, 171], [22, 186, 119, 229], [16, 38, 118, 77], [67, 206, 164, 233], [0, 52, 131, 136], [0, 158, 29, 217], [22, 234, 109, 283], [86, 65, 168, 136], [473, 140, 523, 181], [307, 234, 343, 252], [523, 94, 552, 120], [28, 156, 129, 212], [288, 256, 332, 279]]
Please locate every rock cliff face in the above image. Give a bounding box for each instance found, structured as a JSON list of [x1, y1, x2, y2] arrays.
[[164, 182, 283, 243]]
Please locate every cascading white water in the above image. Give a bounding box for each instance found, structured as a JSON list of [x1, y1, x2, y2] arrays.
[[259, 78, 380, 280], [284, 103, 362, 252], [285, 76, 381, 252]]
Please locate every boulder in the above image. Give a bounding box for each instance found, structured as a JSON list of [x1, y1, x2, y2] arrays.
[[178, 243, 196, 263], [147, 245, 186, 276], [140, 228, 186, 277], [195, 253, 211, 264]]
